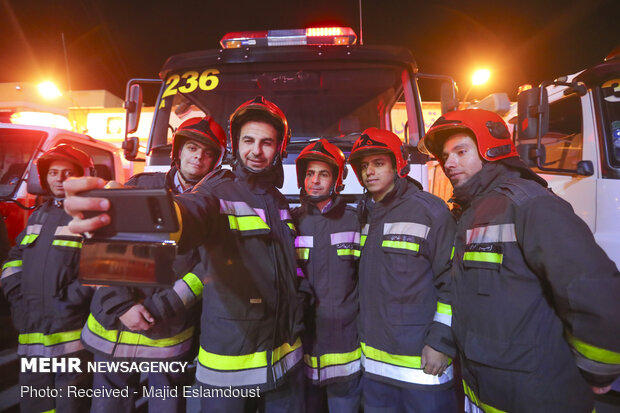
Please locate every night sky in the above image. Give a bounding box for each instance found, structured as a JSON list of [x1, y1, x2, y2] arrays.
[[0, 0, 618, 102]]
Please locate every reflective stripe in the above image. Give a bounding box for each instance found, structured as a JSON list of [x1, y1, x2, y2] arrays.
[[219, 200, 267, 223], [196, 363, 267, 387], [26, 224, 42, 235], [361, 342, 421, 368], [19, 329, 82, 346], [450, 246, 455, 260], [381, 240, 420, 252], [466, 224, 516, 244], [1, 260, 22, 279], [304, 347, 361, 368], [434, 302, 452, 327], [295, 236, 314, 248], [273, 338, 303, 381], [330, 231, 361, 245], [87, 314, 194, 348], [20, 233, 39, 245], [362, 353, 453, 386], [566, 332, 620, 365], [280, 209, 292, 221], [81, 324, 193, 359], [360, 235, 367, 247], [463, 380, 506, 413], [383, 222, 429, 239], [296, 248, 310, 260], [54, 225, 81, 237], [361, 224, 369, 247], [463, 251, 502, 264], [287, 222, 296, 232], [337, 249, 360, 257], [199, 346, 267, 371], [18, 339, 84, 357], [227, 215, 270, 232], [305, 358, 361, 382], [173, 272, 203, 308], [296, 267, 305, 277], [41, 409, 56, 413], [52, 240, 82, 248]]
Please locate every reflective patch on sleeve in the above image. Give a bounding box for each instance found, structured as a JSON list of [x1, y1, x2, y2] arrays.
[[1, 260, 23, 279], [383, 222, 430, 239], [295, 236, 314, 248], [330, 231, 361, 245], [466, 224, 516, 244]]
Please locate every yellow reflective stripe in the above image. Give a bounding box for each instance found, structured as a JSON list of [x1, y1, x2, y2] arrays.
[[20, 234, 38, 245], [463, 380, 507, 413], [317, 348, 362, 368], [463, 251, 502, 264], [41, 409, 56, 413], [437, 302, 452, 315], [337, 249, 360, 257], [361, 342, 421, 368], [296, 248, 309, 260], [2, 260, 22, 270], [52, 240, 82, 248], [87, 314, 194, 348], [360, 235, 367, 247], [450, 246, 455, 260], [381, 240, 420, 252], [227, 215, 270, 232], [272, 337, 302, 364], [19, 329, 81, 346], [566, 332, 620, 365], [199, 346, 267, 371], [183, 272, 203, 297], [287, 222, 296, 232]]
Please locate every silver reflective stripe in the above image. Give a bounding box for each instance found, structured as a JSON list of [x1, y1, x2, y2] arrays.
[[279, 209, 292, 221], [296, 267, 304, 278], [81, 325, 193, 359], [330, 231, 361, 245], [1, 267, 21, 279], [361, 354, 453, 385], [383, 222, 430, 239], [196, 363, 268, 387], [17, 339, 83, 357], [295, 236, 314, 248], [219, 200, 267, 222], [305, 359, 361, 382], [54, 226, 82, 238], [464, 397, 485, 413], [173, 279, 199, 308], [26, 224, 42, 235], [273, 346, 303, 381], [466, 224, 516, 244], [361, 224, 369, 235], [433, 312, 452, 327]]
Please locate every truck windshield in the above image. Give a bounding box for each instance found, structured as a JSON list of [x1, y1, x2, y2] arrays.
[[600, 78, 620, 168], [152, 61, 407, 159], [0, 129, 45, 197]]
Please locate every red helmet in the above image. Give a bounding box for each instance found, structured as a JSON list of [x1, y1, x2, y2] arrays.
[[419, 109, 517, 163], [229, 96, 291, 159], [36, 144, 94, 191], [348, 127, 408, 185], [172, 116, 227, 167], [295, 139, 346, 193]]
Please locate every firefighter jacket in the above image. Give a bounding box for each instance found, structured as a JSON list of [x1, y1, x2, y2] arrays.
[[291, 195, 361, 385], [174, 165, 305, 392], [451, 162, 620, 413], [1, 199, 93, 357], [357, 177, 456, 389], [81, 166, 203, 361]]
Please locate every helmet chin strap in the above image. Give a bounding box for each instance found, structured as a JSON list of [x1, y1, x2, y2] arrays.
[[177, 168, 201, 186], [303, 186, 335, 204]]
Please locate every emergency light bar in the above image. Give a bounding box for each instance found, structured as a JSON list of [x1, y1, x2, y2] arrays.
[[220, 27, 357, 49]]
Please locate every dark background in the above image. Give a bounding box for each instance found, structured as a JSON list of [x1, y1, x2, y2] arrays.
[[0, 0, 618, 102]]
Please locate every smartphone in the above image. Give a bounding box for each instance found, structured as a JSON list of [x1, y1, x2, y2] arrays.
[[79, 188, 179, 237]]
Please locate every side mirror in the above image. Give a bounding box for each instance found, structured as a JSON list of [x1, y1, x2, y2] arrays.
[[125, 84, 143, 134], [517, 87, 549, 140], [440, 81, 459, 114], [122, 136, 140, 161], [576, 160, 594, 176], [26, 163, 45, 195], [517, 143, 546, 167]]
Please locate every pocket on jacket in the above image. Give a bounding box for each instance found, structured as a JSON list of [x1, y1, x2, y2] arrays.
[[464, 330, 538, 373]]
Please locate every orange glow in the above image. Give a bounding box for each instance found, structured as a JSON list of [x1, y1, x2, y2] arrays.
[[472, 69, 491, 86]]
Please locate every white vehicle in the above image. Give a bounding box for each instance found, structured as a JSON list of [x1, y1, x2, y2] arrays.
[[507, 47, 620, 267]]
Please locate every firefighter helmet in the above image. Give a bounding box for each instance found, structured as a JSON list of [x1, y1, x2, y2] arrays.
[[172, 116, 227, 167], [348, 127, 409, 185], [229, 96, 291, 159], [419, 109, 517, 163], [36, 144, 94, 192], [295, 139, 347, 193]]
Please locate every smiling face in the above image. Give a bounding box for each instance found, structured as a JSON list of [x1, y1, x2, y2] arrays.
[[178, 138, 218, 181], [238, 121, 278, 172], [304, 160, 334, 198], [441, 132, 484, 188], [46, 160, 79, 197], [360, 153, 395, 202]]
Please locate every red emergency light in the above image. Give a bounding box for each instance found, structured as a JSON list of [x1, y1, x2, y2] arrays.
[[220, 27, 357, 49]]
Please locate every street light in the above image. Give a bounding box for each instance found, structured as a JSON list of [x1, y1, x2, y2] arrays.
[[37, 81, 62, 99], [463, 69, 491, 102]]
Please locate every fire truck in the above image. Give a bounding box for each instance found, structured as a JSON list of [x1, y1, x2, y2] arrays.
[[122, 27, 458, 203], [506, 46, 620, 268]]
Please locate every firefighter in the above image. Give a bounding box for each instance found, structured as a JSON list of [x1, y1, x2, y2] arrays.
[[419, 109, 620, 412], [81, 116, 227, 413], [1, 144, 95, 413], [292, 139, 362, 412], [348, 128, 458, 412]]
